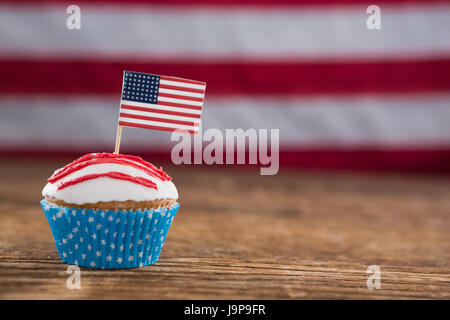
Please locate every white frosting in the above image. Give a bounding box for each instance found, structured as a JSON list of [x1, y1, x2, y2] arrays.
[[42, 162, 178, 204]]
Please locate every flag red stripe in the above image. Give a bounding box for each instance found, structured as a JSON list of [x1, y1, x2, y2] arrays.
[[157, 100, 203, 111], [1, 59, 450, 96], [118, 121, 197, 134], [121, 104, 201, 119], [159, 84, 205, 94], [279, 149, 450, 173], [158, 92, 204, 102], [120, 112, 199, 126], [160, 75, 206, 86], [1, 148, 449, 173]]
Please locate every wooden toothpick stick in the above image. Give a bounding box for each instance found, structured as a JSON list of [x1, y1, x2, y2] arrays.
[[114, 125, 123, 154]]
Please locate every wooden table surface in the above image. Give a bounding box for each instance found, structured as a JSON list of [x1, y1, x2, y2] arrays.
[[0, 158, 449, 299]]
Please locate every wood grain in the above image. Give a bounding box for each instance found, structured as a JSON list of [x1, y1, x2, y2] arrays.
[[0, 157, 449, 299]]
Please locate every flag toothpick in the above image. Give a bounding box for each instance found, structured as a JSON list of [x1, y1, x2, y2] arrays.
[[114, 125, 123, 154]]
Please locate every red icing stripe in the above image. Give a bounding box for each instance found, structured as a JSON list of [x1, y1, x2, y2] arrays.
[[49, 158, 168, 183], [56, 172, 158, 191], [49, 153, 171, 184]]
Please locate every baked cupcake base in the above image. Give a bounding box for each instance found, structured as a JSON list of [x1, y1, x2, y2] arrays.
[[41, 199, 180, 269]]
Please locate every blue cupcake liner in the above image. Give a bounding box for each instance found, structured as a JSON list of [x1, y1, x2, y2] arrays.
[[40, 199, 180, 269]]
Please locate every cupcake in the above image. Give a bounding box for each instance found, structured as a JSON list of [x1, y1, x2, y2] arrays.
[[40, 152, 179, 269]]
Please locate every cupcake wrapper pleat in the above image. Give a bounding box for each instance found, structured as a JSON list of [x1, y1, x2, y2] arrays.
[[40, 199, 180, 269]]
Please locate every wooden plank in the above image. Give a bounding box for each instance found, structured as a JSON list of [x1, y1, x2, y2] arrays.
[[0, 158, 449, 299]]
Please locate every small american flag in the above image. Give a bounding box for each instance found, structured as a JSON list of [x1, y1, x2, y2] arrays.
[[119, 71, 206, 134]]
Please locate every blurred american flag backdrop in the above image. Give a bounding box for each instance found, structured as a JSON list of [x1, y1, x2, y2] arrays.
[[1, 0, 450, 173]]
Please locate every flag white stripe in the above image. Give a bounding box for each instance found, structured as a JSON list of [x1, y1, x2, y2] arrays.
[[157, 96, 203, 107], [159, 79, 206, 90], [121, 100, 202, 115], [158, 87, 204, 99], [1, 95, 450, 149], [1, 5, 449, 60], [119, 117, 198, 131], [119, 108, 201, 123]]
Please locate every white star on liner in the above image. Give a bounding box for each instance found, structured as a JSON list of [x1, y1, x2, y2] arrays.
[[145, 234, 150, 240], [154, 219, 158, 224], [138, 239, 143, 245], [140, 218, 144, 224], [110, 244, 115, 249], [80, 237, 84, 243], [96, 251, 101, 257], [100, 212, 105, 217], [101, 240, 106, 245], [129, 256, 134, 261], [120, 245, 124, 251], [68, 233, 73, 239], [92, 234, 97, 240], [81, 210, 86, 215], [75, 244, 79, 250], [108, 215, 113, 222], [116, 218, 120, 223], [62, 252, 67, 257], [52, 215, 56, 221], [105, 228, 109, 234], [138, 252, 143, 257], [122, 233, 126, 238], [160, 236, 164, 241], [62, 238, 67, 244], [106, 255, 112, 262], [43, 203, 51, 211], [129, 243, 134, 249], [74, 260, 79, 265], [130, 231, 134, 237], [84, 227, 88, 232], [90, 261, 96, 267], [139, 263, 144, 267], [160, 212, 166, 217], [96, 223, 102, 230], [56, 210, 63, 218], [154, 246, 158, 251], [77, 221, 81, 226], [117, 257, 123, 264], [81, 254, 86, 259], [147, 213, 153, 219], [160, 230, 164, 234], [71, 210, 76, 216], [72, 227, 78, 233], [88, 217, 94, 223], [113, 232, 117, 238], [87, 244, 92, 251]]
